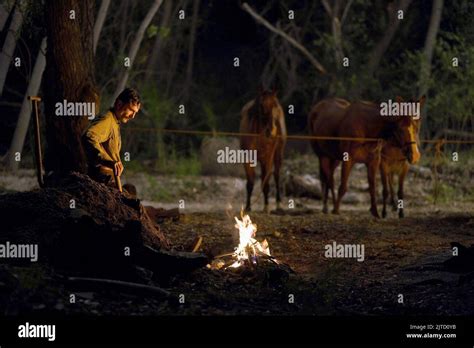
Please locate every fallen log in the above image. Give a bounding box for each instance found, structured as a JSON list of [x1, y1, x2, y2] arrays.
[[66, 277, 171, 298], [138, 245, 209, 278], [443, 242, 474, 272], [145, 206, 180, 223], [285, 174, 322, 199]]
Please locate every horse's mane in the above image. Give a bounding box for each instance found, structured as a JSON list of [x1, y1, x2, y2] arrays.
[[248, 97, 260, 121]]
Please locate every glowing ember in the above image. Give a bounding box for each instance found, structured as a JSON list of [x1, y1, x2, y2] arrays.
[[229, 212, 271, 268]]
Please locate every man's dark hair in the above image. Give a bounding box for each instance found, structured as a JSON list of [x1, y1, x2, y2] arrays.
[[116, 87, 141, 105]]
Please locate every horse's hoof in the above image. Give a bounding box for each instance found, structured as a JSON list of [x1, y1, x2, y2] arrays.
[[322, 206, 329, 214], [331, 209, 339, 215], [244, 206, 251, 213], [382, 210, 387, 218], [399, 210, 404, 218]]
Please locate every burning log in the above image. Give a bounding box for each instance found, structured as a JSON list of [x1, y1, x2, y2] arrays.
[[208, 212, 294, 284]]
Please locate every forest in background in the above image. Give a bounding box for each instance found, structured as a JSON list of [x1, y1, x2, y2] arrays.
[[0, 0, 473, 175]]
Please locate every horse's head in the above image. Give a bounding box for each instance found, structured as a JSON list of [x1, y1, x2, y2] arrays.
[[256, 87, 279, 138], [392, 95, 425, 164]]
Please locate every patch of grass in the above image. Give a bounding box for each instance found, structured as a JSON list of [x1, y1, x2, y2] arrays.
[[145, 173, 173, 202], [173, 152, 201, 176], [125, 159, 146, 174], [429, 182, 458, 204], [155, 151, 201, 176], [15, 266, 46, 290]]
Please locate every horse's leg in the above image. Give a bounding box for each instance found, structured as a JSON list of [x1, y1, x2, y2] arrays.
[[380, 162, 389, 219], [398, 164, 408, 218], [329, 159, 339, 213], [261, 161, 272, 213], [334, 159, 354, 214], [367, 157, 381, 218], [273, 151, 283, 211], [389, 173, 397, 211], [244, 163, 255, 212], [319, 157, 330, 214]]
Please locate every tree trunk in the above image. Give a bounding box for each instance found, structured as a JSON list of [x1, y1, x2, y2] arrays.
[[183, 0, 200, 100], [0, 3, 8, 31], [366, 0, 413, 77], [0, 1, 24, 97], [44, 0, 99, 177], [144, 0, 173, 85], [7, 37, 47, 172], [165, 0, 187, 97], [93, 0, 111, 54], [322, 0, 344, 67], [112, 0, 163, 102], [419, 0, 444, 100]]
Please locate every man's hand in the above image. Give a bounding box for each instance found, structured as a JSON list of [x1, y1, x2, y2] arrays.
[[114, 161, 124, 176]]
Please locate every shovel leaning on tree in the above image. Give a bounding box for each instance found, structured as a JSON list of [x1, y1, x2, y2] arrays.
[[29, 96, 45, 188]]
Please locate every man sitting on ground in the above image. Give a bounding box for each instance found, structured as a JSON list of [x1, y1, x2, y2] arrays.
[[82, 87, 140, 189]]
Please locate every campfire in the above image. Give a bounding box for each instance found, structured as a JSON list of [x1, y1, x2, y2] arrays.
[[229, 212, 272, 268], [209, 211, 279, 270]]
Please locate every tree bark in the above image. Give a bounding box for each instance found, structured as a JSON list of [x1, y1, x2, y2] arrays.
[[44, 0, 99, 176], [366, 0, 413, 78], [165, 0, 187, 97], [0, 3, 8, 31], [93, 0, 110, 54], [0, 1, 24, 97], [183, 0, 200, 100], [7, 37, 47, 172], [419, 0, 444, 100], [322, 0, 344, 67], [112, 0, 163, 102]]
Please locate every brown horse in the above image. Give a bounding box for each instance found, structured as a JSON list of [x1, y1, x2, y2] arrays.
[[380, 96, 424, 218], [308, 98, 350, 213], [240, 87, 287, 212], [334, 98, 423, 217]]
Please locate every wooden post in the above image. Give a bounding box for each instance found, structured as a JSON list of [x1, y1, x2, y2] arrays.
[[28, 96, 44, 188], [113, 170, 122, 192]]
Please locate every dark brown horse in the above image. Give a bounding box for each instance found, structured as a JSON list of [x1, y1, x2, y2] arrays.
[[308, 98, 350, 213], [335, 99, 422, 218], [240, 87, 287, 212], [309, 97, 423, 217], [380, 96, 424, 218]]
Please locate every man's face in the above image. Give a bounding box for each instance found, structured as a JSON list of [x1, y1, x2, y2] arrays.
[[115, 101, 140, 124]]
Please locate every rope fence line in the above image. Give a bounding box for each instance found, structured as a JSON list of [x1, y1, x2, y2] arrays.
[[126, 127, 474, 144], [124, 127, 472, 205]]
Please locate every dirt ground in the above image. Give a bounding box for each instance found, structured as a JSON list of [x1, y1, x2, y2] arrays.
[[1, 155, 473, 316]]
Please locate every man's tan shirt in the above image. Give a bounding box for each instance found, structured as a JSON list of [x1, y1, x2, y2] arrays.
[[83, 109, 121, 174]]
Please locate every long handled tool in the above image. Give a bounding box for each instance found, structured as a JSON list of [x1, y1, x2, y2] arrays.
[[28, 96, 44, 188], [113, 170, 122, 192]]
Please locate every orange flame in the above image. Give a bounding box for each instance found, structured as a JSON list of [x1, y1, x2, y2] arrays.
[[229, 212, 271, 268]]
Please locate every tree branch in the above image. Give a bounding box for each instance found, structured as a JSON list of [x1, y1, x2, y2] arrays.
[[241, 2, 326, 74], [341, 0, 355, 25]]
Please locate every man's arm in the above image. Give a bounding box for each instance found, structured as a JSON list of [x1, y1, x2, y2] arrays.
[[83, 117, 116, 168]]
